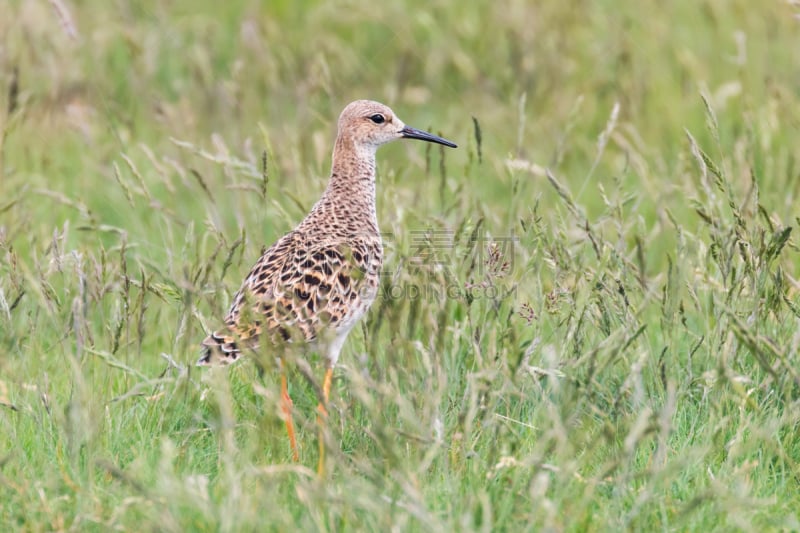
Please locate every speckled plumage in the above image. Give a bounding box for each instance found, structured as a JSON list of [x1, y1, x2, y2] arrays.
[[199, 100, 455, 368], [197, 100, 456, 468]]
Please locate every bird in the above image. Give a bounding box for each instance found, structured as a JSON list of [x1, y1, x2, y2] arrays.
[[197, 100, 457, 472]]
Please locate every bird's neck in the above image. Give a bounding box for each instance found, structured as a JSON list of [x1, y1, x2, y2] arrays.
[[329, 135, 378, 188], [313, 136, 380, 233]]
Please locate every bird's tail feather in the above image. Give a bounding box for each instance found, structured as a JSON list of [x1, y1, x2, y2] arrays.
[[197, 331, 242, 366]]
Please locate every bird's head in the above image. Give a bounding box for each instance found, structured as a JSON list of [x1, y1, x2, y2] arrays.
[[337, 100, 457, 150]]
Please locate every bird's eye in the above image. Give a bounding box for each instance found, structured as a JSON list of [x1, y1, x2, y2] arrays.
[[369, 114, 385, 124]]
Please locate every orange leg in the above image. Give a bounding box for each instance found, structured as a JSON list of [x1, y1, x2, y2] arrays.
[[281, 367, 299, 462], [317, 367, 334, 475]]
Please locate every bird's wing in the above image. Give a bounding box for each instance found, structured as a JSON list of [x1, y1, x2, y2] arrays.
[[198, 231, 381, 366]]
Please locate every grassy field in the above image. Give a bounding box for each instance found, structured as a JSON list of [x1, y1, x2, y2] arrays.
[[2, 0, 800, 530]]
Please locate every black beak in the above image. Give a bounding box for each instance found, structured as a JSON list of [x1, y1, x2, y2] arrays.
[[400, 126, 457, 148]]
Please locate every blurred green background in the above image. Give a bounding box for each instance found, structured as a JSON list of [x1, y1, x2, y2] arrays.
[[1, 1, 800, 530]]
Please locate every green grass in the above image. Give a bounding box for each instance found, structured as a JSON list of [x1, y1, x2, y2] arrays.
[[2, 0, 800, 530]]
